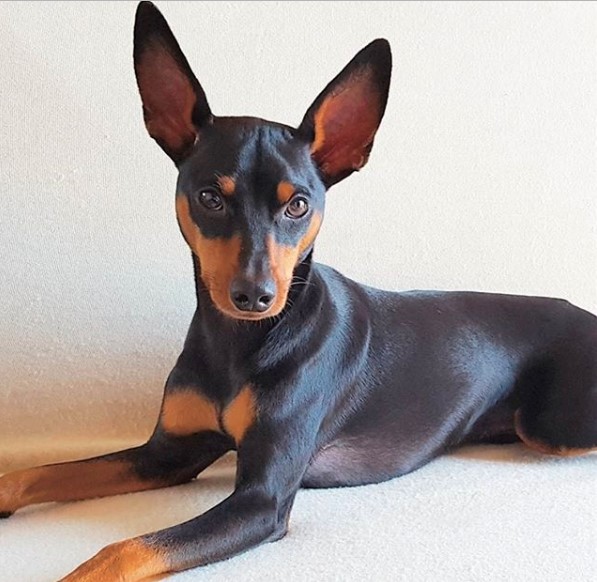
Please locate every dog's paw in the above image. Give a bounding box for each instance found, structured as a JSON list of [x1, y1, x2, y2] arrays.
[[58, 544, 123, 582], [58, 539, 165, 582], [0, 473, 22, 517]]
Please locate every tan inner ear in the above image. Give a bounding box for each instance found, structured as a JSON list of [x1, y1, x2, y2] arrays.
[[136, 47, 198, 155], [311, 68, 381, 179]]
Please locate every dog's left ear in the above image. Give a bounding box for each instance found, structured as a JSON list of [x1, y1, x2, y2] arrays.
[[298, 39, 392, 187]]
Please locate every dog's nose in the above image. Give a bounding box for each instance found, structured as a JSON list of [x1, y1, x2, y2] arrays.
[[230, 278, 276, 313]]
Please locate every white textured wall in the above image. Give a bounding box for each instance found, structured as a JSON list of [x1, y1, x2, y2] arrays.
[[1, 2, 595, 466]]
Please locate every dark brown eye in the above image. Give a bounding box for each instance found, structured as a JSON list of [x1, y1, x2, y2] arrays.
[[285, 196, 309, 219], [198, 189, 224, 211]]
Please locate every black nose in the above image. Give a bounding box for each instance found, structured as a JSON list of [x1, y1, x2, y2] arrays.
[[230, 278, 276, 313]]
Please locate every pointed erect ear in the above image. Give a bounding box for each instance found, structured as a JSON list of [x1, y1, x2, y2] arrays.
[[297, 39, 392, 187], [133, 1, 212, 164]]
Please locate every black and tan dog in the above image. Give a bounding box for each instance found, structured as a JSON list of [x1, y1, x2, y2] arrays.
[[1, 2, 596, 580]]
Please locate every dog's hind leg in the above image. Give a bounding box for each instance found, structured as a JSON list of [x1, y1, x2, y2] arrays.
[[515, 320, 597, 457]]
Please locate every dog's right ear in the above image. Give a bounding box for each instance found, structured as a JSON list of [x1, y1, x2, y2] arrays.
[[133, 1, 211, 164]]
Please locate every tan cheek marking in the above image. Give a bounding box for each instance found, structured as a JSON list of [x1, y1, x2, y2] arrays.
[[267, 238, 298, 315], [267, 212, 323, 315], [196, 234, 242, 314], [277, 181, 295, 204], [176, 194, 199, 249], [514, 410, 597, 457], [161, 390, 219, 436], [222, 385, 256, 445], [60, 539, 168, 581], [298, 211, 323, 255], [176, 194, 242, 315], [217, 176, 236, 196]]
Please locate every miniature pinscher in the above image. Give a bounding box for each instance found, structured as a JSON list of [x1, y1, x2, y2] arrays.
[[1, 2, 595, 580]]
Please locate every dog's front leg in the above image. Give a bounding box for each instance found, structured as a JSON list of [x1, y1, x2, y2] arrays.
[[0, 431, 230, 517], [0, 364, 237, 517], [58, 411, 319, 581]]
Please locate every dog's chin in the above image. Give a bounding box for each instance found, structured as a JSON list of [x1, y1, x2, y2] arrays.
[[209, 294, 287, 322], [216, 305, 284, 322], [224, 310, 276, 321]]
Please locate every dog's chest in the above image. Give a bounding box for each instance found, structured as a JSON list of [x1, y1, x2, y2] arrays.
[[160, 384, 257, 445]]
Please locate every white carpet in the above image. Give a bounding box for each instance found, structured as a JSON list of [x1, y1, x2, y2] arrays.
[[1, 443, 595, 582]]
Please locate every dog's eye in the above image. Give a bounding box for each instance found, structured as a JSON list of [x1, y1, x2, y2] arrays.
[[285, 196, 309, 219], [198, 189, 224, 212]]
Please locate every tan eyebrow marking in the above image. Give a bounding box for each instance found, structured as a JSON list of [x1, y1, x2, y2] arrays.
[[217, 176, 236, 196], [277, 181, 295, 205]]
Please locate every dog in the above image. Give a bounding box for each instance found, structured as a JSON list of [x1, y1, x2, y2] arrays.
[[1, 2, 595, 580]]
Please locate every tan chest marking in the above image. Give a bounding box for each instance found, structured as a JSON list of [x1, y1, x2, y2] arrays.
[[222, 385, 257, 444], [160, 385, 257, 444], [161, 390, 219, 436]]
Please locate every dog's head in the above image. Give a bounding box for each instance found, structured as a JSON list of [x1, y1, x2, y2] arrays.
[[133, 1, 391, 320]]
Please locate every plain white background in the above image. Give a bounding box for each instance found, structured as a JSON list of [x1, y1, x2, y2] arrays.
[[0, 1, 595, 463]]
